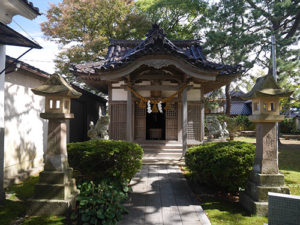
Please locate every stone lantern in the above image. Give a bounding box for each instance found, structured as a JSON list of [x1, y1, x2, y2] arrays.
[[28, 74, 81, 216], [240, 75, 292, 216]]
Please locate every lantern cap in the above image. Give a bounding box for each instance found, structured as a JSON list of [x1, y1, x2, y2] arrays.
[[32, 74, 82, 98], [242, 75, 293, 99]]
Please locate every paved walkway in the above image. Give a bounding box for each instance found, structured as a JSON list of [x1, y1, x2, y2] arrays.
[[118, 164, 211, 225]]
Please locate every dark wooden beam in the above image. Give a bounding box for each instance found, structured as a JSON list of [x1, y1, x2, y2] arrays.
[[121, 85, 193, 91]]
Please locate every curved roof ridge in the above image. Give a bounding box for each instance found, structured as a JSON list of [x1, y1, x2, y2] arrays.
[[72, 24, 243, 75]]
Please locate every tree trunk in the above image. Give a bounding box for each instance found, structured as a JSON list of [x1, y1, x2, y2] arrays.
[[225, 83, 231, 115]]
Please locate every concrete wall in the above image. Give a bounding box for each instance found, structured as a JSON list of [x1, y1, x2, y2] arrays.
[[4, 70, 47, 185]]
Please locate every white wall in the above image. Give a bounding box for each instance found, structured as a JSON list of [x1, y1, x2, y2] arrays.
[[187, 89, 201, 101], [4, 70, 47, 185]]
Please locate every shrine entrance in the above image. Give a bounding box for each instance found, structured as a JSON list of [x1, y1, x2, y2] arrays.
[[72, 24, 243, 154], [146, 104, 166, 140]]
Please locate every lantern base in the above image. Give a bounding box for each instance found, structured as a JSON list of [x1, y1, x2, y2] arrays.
[[27, 197, 76, 216], [27, 168, 79, 216], [240, 172, 290, 216]]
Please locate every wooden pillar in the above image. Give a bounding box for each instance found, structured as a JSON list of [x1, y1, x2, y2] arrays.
[[182, 88, 187, 156], [0, 45, 5, 203], [200, 89, 205, 143], [127, 90, 133, 142]]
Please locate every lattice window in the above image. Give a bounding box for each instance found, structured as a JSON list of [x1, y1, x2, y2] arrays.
[[166, 103, 178, 140], [187, 103, 201, 141], [135, 103, 146, 139], [166, 103, 177, 117], [135, 104, 146, 116]]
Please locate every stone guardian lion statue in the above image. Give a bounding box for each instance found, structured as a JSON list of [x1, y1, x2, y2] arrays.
[[88, 115, 110, 140]]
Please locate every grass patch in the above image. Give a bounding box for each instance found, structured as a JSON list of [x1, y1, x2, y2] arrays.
[[184, 137, 300, 224], [202, 199, 268, 225], [184, 169, 268, 225], [234, 136, 256, 144], [0, 200, 26, 225], [278, 141, 300, 196], [0, 176, 39, 225], [7, 176, 39, 201], [22, 216, 66, 225], [1, 176, 67, 225]]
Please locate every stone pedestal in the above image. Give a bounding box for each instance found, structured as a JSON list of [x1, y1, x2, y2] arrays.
[[28, 114, 79, 216], [240, 122, 289, 216]]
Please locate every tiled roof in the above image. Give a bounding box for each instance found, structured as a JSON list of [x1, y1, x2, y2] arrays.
[[72, 24, 243, 75], [224, 101, 252, 115], [21, 0, 41, 15], [6, 55, 49, 78]]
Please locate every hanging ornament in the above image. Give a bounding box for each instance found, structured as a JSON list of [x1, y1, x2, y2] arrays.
[[152, 103, 158, 113], [147, 100, 152, 114], [158, 101, 163, 113], [139, 99, 146, 108]]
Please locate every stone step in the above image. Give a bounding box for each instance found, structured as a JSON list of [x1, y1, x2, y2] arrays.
[[140, 145, 183, 150], [39, 169, 73, 184], [143, 148, 183, 153], [245, 181, 290, 202], [143, 152, 183, 160], [34, 180, 77, 200], [28, 198, 76, 216]]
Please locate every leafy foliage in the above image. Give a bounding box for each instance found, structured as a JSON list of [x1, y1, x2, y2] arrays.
[[280, 118, 300, 134], [42, 0, 149, 79], [135, 0, 206, 40], [185, 142, 256, 193], [71, 180, 130, 225], [235, 115, 252, 131], [67, 140, 143, 182]]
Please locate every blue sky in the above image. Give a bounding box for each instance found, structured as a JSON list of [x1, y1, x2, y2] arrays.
[[6, 0, 62, 74]]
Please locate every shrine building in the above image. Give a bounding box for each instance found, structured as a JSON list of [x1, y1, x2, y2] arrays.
[[71, 24, 243, 154]]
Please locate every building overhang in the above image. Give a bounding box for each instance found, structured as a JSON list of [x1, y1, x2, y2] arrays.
[[0, 22, 41, 48], [0, 0, 40, 24], [98, 55, 219, 81]]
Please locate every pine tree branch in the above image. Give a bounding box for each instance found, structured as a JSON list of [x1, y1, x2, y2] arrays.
[[284, 12, 300, 40], [245, 0, 273, 22]]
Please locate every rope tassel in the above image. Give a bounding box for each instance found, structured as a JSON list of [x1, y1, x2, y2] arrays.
[[152, 104, 158, 113]]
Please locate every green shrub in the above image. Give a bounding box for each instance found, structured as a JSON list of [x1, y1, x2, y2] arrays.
[[71, 180, 130, 225], [280, 118, 299, 134], [185, 141, 255, 193], [236, 115, 252, 131], [67, 140, 143, 182]]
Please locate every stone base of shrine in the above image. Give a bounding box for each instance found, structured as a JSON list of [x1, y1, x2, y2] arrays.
[[240, 172, 290, 216]]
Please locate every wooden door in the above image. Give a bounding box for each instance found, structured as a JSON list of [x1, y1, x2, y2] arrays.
[[166, 103, 178, 140], [110, 102, 127, 140], [134, 103, 146, 140]]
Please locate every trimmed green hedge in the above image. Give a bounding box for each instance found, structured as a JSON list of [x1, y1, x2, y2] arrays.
[[185, 141, 255, 193], [67, 140, 143, 182]]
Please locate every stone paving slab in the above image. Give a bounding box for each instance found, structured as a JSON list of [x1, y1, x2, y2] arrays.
[[118, 165, 211, 225]]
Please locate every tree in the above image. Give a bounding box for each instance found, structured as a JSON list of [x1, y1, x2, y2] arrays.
[[41, 0, 149, 80], [200, 0, 259, 115], [135, 0, 206, 40], [200, 0, 300, 111]]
